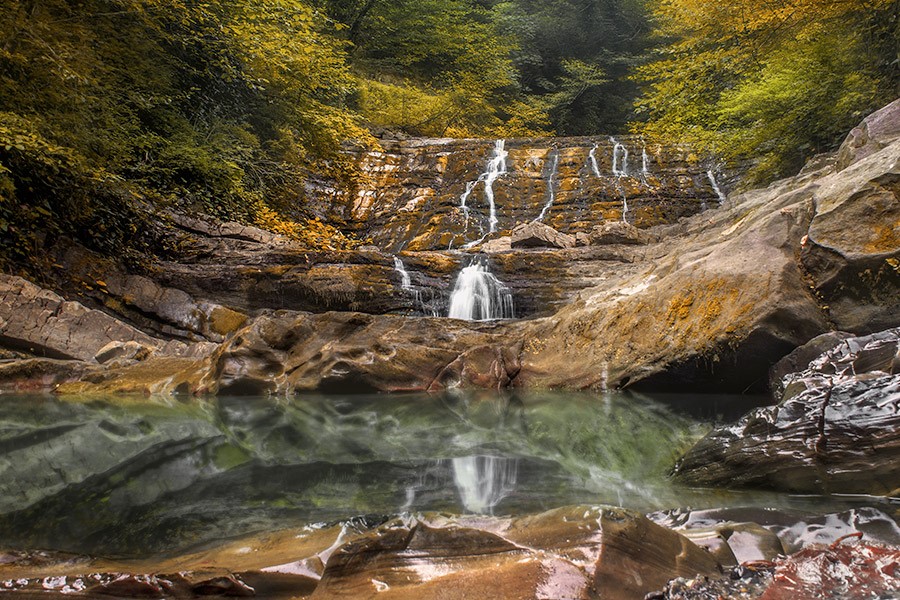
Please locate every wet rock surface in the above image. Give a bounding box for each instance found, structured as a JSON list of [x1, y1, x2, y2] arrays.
[[673, 328, 900, 494], [323, 137, 721, 252], [0, 507, 721, 600], [650, 540, 900, 600]]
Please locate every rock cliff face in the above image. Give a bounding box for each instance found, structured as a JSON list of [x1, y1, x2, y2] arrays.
[[0, 102, 897, 397], [317, 136, 723, 251]]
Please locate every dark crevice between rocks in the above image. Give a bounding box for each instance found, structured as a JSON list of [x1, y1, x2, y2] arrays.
[[630, 331, 799, 395], [0, 334, 74, 361]]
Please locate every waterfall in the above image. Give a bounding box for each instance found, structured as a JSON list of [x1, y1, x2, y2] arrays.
[[610, 137, 630, 223], [393, 256, 439, 316], [707, 170, 727, 203], [535, 149, 559, 221], [393, 256, 412, 290], [589, 142, 602, 177], [610, 137, 628, 177], [447, 257, 514, 321], [451, 455, 518, 514], [642, 146, 650, 177], [483, 139, 507, 234], [458, 181, 477, 238], [457, 140, 508, 248]]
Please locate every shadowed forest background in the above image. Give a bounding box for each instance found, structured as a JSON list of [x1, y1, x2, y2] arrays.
[[0, 0, 897, 274]]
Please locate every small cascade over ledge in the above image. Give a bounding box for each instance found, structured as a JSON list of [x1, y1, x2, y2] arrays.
[[447, 256, 514, 321], [393, 256, 440, 316]]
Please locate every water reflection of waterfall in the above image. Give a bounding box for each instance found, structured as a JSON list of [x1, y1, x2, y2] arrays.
[[447, 257, 514, 321], [451, 455, 519, 514], [456, 140, 508, 249]]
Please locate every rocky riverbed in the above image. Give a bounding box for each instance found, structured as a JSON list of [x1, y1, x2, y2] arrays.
[[0, 101, 898, 598]]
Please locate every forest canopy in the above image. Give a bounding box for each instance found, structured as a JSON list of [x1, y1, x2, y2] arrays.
[[0, 0, 897, 270]]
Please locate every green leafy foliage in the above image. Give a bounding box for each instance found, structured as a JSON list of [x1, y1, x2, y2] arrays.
[[495, 0, 653, 135], [635, 0, 899, 183], [0, 0, 372, 272]]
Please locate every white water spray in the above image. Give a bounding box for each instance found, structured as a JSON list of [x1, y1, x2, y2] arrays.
[[451, 455, 518, 514], [447, 257, 514, 321], [536, 149, 559, 221], [589, 143, 602, 177], [642, 147, 650, 177], [610, 137, 628, 177], [707, 170, 727, 204], [457, 140, 508, 248], [610, 138, 630, 223], [393, 256, 412, 290], [393, 256, 439, 316]]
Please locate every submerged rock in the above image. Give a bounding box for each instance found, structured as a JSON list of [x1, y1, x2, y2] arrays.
[[650, 540, 900, 600], [0, 507, 722, 599], [301, 507, 719, 600], [672, 328, 900, 494]]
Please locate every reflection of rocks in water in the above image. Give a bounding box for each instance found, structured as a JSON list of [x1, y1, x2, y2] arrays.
[[450, 455, 518, 514]]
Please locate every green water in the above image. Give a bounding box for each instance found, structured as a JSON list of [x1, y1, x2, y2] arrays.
[[0, 390, 894, 557]]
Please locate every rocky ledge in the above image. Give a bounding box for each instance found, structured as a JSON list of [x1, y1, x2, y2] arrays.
[[673, 328, 900, 495]]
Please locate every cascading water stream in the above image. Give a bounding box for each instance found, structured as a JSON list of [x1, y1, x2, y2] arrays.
[[393, 256, 439, 316], [447, 257, 514, 321], [610, 137, 628, 177], [707, 170, 727, 204], [456, 140, 508, 249], [451, 455, 519, 514], [589, 142, 602, 178], [535, 148, 559, 222], [393, 256, 412, 290], [610, 137, 630, 223], [642, 146, 650, 178]]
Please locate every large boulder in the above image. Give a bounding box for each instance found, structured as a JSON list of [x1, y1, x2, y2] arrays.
[[672, 328, 900, 495], [799, 137, 900, 332], [209, 311, 523, 395], [836, 98, 900, 169], [511, 221, 576, 249], [0, 275, 197, 362]]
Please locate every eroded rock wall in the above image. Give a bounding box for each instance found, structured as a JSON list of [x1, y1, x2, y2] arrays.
[[318, 136, 722, 251]]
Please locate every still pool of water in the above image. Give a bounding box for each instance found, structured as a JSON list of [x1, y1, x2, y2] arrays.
[[0, 390, 896, 558]]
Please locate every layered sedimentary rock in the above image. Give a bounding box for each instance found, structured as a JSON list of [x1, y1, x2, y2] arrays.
[[0, 102, 897, 396], [316, 136, 723, 251]]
